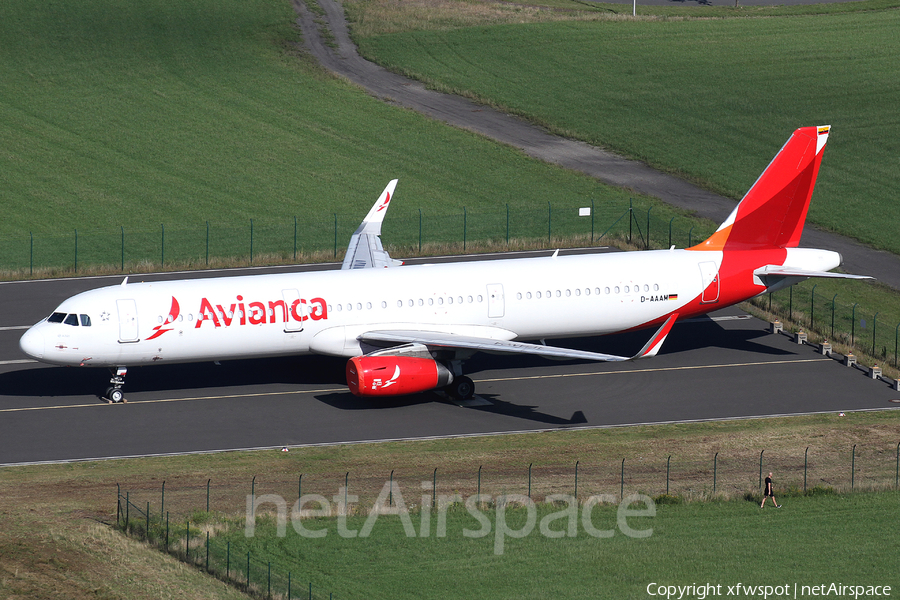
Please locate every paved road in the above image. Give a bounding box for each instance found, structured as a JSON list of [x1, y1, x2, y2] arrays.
[[1, 258, 897, 466], [291, 0, 900, 290]]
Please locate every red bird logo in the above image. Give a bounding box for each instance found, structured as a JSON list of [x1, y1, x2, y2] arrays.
[[145, 297, 180, 341]]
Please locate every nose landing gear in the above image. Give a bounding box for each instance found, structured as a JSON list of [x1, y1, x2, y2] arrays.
[[105, 366, 128, 403]]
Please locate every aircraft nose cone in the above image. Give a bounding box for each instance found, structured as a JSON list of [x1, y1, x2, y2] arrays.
[[19, 327, 44, 360]]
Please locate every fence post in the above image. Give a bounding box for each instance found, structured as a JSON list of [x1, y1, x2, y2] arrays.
[[804, 447, 809, 493], [432, 468, 437, 509], [574, 460, 579, 500], [528, 463, 532, 499], [389, 470, 394, 507], [713, 452, 718, 495], [463, 207, 468, 252], [621, 458, 625, 501], [758, 449, 764, 492], [646, 206, 652, 250], [851, 444, 857, 490], [628, 199, 633, 244], [873, 312, 879, 357], [477, 465, 482, 497], [146, 502, 150, 540], [590, 199, 594, 244], [789, 286, 793, 322], [895, 323, 899, 368], [810, 284, 817, 330], [506, 203, 510, 246], [116, 483, 121, 526], [666, 455, 671, 495], [688, 226, 694, 247], [251, 475, 256, 505], [668, 218, 674, 248], [298, 474, 302, 502], [125, 491, 130, 533]]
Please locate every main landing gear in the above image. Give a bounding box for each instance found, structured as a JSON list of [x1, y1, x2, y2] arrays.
[[447, 376, 475, 401], [443, 360, 475, 400], [105, 367, 127, 403]]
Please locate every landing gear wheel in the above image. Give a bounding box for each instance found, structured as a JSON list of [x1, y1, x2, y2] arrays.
[[108, 388, 124, 403], [449, 376, 475, 400]]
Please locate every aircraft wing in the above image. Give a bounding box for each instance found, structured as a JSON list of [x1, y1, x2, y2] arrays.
[[358, 315, 678, 362], [341, 180, 403, 270]]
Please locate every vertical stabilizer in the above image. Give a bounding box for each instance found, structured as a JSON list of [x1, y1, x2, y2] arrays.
[[692, 126, 830, 251]]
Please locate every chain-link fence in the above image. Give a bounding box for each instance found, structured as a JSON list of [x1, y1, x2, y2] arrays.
[[1, 198, 712, 277]]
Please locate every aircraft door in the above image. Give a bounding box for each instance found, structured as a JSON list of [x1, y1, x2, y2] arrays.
[[116, 299, 139, 343], [699, 262, 720, 304], [282, 289, 304, 333], [486, 283, 505, 318]]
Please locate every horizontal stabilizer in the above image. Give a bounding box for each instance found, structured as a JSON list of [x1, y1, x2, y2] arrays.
[[753, 266, 872, 280], [341, 180, 402, 270]]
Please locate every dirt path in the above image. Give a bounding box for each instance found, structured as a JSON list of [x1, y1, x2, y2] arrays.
[[291, 0, 900, 290]]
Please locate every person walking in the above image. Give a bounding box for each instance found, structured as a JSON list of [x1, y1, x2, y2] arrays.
[[760, 472, 781, 508]]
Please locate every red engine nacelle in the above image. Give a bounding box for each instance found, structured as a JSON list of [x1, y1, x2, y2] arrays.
[[346, 355, 454, 397]]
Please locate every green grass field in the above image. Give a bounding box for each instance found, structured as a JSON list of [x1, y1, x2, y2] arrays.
[[355, 8, 900, 253], [213, 492, 900, 599], [0, 0, 694, 274]]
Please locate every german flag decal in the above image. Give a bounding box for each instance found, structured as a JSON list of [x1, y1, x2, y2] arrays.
[[669, 293, 678, 300]]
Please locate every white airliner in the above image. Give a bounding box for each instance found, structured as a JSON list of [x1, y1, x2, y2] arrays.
[[20, 126, 868, 402]]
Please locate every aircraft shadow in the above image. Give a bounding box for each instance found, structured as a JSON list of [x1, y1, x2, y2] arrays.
[[0, 355, 348, 400]]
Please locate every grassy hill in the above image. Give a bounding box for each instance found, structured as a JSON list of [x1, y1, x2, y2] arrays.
[[354, 5, 900, 253]]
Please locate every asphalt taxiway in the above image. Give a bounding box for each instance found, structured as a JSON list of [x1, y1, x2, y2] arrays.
[[1, 257, 898, 466]]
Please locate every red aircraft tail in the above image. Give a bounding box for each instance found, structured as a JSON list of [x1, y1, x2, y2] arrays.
[[691, 125, 830, 252]]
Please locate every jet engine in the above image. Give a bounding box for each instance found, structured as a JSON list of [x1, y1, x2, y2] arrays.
[[346, 355, 454, 397]]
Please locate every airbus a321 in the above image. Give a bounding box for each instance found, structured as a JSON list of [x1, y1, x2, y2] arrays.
[[20, 126, 868, 402]]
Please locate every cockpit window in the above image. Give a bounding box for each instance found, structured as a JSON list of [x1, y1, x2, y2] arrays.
[[48, 312, 66, 323], [80, 314, 92, 327], [63, 314, 79, 326]]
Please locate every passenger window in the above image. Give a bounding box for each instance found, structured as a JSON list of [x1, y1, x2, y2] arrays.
[[428, 298, 434, 306], [615, 286, 621, 294], [477, 295, 483, 302], [458, 296, 463, 304], [64, 314, 79, 326], [526, 292, 532, 299], [48, 312, 66, 323], [654, 284, 659, 291]]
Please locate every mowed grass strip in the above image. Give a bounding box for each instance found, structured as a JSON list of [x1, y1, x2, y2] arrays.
[[356, 10, 900, 253]]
